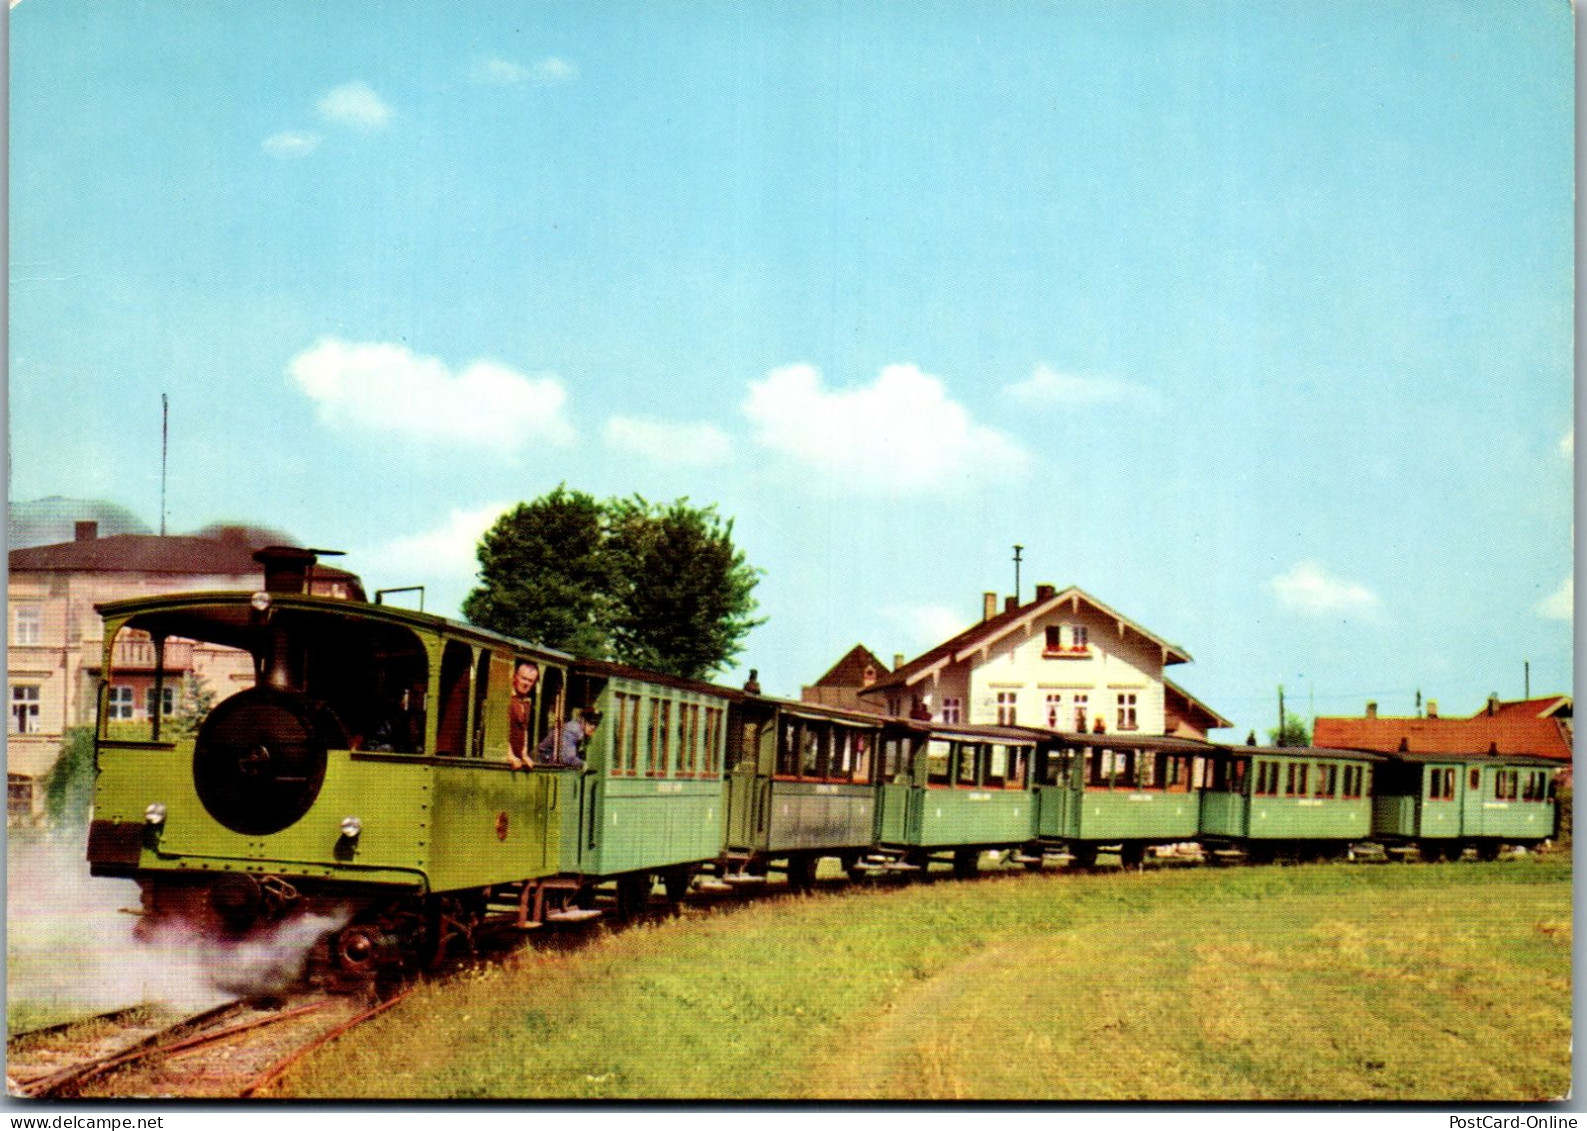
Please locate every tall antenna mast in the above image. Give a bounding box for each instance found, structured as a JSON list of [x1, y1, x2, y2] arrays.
[[1012, 544, 1024, 604], [160, 393, 169, 536]]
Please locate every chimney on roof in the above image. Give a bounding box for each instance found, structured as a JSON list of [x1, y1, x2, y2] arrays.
[[1487, 693, 1500, 717], [1035, 583, 1056, 602], [1366, 701, 1377, 718], [982, 592, 997, 622], [1004, 595, 1018, 613], [1426, 700, 1438, 719], [74, 520, 98, 542]]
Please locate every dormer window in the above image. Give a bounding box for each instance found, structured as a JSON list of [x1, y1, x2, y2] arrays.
[[1044, 623, 1090, 657]]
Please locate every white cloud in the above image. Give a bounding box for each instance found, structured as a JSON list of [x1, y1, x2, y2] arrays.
[[1005, 364, 1159, 409], [604, 416, 731, 466], [882, 604, 970, 652], [742, 362, 1030, 493], [373, 503, 511, 582], [287, 338, 574, 450], [317, 82, 393, 131], [472, 56, 579, 86], [262, 130, 322, 159], [1538, 577, 1573, 620], [1269, 561, 1379, 615]]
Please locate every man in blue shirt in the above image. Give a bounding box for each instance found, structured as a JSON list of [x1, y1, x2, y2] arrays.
[[538, 708, 601, 768]]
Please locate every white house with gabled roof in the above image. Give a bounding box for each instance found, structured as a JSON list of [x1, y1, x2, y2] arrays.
[[859, 584, 1226, 739]]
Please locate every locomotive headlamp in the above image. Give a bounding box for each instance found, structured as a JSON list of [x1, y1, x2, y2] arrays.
[[144, 802, 167, 826], [340, 816, 363, 839], [250, 591, 272, 612]]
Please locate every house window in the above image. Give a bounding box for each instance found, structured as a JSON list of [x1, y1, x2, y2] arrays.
[[107, 686, 135, 721], [1116, 693, 1138, 731], [146, 686, 177, 719], [1071, 625, 1088, 650], [996, 692, 1018, 726], [8, 774, 35, 821], [1044, 626, 1061, 652], [1072, 694, 1089, 732], [1045, 694, 1062, 728], [941, 697, 962, 725], [10, 685, 41, 734], [13, 605, 42, 646]]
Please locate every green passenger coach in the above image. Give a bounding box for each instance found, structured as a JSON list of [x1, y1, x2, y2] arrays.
[[1197, 745, 1382, 862], [875, 721, 1039, 876], [535, 659, 733, 915], [1371, 750, 1559, 860], [723, 697, 883, 885], [1031, 734, 1210, 866]]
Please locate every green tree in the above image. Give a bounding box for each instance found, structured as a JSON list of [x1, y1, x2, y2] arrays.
[[463, 488, 764, 679], [172, 672, 216, 739], [42, 727, 95, 827], [462, 485, 612, 657], [605, 495, 764, 680], [1267, 711, 1311, 747]]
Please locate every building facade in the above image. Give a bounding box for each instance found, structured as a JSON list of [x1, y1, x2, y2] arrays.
[[859, 584, 1228, 739]]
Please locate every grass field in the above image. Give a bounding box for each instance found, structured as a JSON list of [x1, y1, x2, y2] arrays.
[[275, 859, 1571, 1101]]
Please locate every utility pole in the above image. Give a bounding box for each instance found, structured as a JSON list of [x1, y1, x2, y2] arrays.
[[160, 393, 169, 536], [1277, 684, 1286, 746], [1012, 544, 1024, 604], [1524, 660, 1530, 700]]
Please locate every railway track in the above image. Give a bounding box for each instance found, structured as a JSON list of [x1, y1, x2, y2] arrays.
[[8, 991, 410, 1099]]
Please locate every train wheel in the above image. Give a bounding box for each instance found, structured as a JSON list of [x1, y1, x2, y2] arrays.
[[786, 854, 816, 892], [1476, 841, 1501, 862], [952, 848, 980, 879], [1119, 842, 1145, 869], [662, 868, 692, 904], [615, 873, 652, 919], [841, 853, 866, 882], [1418, 841, 1444, 863], [1070, 844, 1098, 869], [1245, 843, 1275, 866]]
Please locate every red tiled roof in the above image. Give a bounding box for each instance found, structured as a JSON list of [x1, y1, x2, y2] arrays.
[[811, 644, 890, 688], [1313, 701, 1573, 762]]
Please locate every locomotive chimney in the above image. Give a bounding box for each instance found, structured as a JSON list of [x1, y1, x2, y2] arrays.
[[254, 546, 320, 595]]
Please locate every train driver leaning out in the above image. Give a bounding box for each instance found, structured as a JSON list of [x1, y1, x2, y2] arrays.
[[538, 709, 601, 769], [506, 659, 540, 770]]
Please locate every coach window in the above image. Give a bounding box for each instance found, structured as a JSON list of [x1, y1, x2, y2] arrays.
[[434, 640, 473, 757], [851, 733, 872, 785], [956, 743, 979, 787], [985, 744, 1007, 788], [776, 721, 798, 777], [926, 739, 952, 785], [648, 698, 672, 777]]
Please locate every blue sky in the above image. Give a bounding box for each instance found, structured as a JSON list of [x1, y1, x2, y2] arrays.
[[9, 0, 1573, 734]]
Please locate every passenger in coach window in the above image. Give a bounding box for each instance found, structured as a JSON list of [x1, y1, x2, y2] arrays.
[[539, 708, 601, 769], [507, 659, 540, 770]]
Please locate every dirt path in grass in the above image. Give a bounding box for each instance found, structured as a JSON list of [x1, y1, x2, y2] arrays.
[[807, 932, 1061, 1100]]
